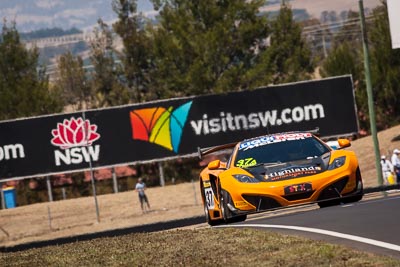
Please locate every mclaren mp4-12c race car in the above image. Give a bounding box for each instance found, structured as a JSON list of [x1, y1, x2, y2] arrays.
[[198, 131, 363, 225]]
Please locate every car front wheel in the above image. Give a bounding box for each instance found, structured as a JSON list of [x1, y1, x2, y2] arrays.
[[220, 190, 247, 223]]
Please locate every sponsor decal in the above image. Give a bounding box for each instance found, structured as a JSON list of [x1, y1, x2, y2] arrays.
[[189, 104, 325, 136], [265, 165, 322, 181], [284, 183, 313, 195], [235, 157, 257, 168], [0, 144, 25, 161], [234, 201, 248, 208], [239, 133, 312, 151], [51, 117, 101, 166], [203, 180, 211, 187], [204, 187, 215, 209], [130, 101, 193, 153]]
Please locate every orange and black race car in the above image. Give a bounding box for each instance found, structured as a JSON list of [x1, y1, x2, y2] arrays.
[[198, 131, 363, 226]]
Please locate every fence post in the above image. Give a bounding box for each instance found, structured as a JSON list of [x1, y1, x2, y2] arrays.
[[46, 176, 53, 202], [112, 167, 118, 193], [158, 162, 165, 187], [83, 111, 100, 223]]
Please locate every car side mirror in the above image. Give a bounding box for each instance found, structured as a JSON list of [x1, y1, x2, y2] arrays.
[[208, 160, 221, 170], [337, 139, 351, 149]]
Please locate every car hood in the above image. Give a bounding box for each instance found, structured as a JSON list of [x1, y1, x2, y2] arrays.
[[245, 152, 331, 182]]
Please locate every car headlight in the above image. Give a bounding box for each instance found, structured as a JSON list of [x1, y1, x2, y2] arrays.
[[328, 156, 346, 170], [232, 174, 260, 183]]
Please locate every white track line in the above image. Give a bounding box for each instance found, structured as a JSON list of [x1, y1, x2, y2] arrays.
[[216, 224, 400, 252]]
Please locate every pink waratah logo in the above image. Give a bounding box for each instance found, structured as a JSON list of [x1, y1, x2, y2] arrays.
[[51, 117, 100, 149]]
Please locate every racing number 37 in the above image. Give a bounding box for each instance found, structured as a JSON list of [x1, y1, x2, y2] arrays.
[[204, 187, 215, 209]]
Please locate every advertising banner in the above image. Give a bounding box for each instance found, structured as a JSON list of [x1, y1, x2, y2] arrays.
[[387, 0, 400, 49], [0, 75, 358, 181]]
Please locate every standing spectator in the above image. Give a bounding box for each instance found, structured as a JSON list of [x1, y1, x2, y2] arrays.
[[135, 178, 151, 213], [381, 155, 394, 185], [391, 149, 400, 184]]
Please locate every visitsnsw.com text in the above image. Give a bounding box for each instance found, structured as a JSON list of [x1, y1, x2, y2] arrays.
[[190, 103, 325, 135]]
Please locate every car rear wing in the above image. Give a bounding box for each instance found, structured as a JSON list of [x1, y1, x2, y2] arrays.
[[197, 142, 237, 160]]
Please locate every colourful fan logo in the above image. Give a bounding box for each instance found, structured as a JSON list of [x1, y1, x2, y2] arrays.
[[129, 101, 193, 153]]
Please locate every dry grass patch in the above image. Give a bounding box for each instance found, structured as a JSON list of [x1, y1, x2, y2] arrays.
[[0, 182, 203, 247], [352, 125, 400, 188], [1, 228, 399, 266]]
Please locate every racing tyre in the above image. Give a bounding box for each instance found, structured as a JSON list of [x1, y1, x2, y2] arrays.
[[343, 167, 364, 204], [318, 199, 341, 208], [220, 190, 247, 223], [343, 192, 363, 204], [319, 167, 364, 208]]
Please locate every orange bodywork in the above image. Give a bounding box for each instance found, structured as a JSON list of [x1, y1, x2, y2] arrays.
[[199, 134, 363, 223]]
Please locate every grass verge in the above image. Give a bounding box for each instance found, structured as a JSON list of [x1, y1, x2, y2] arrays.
[[1, 228, 399, 266]]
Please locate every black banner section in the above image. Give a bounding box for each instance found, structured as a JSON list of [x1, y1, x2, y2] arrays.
[[0, 76, 358, 180]]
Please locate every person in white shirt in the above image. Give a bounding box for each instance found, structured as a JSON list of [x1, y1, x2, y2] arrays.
[[391, 149, 400, 184], [135, 178, 151, 213], [381, 155, 394, 185]]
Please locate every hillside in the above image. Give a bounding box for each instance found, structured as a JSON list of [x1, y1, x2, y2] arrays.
[[351, 124, 400, 188], [0, 124, 399, 247], [261, 0, 381, 20]]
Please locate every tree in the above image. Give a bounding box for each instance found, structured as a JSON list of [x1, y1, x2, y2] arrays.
[[319, 9, 370, 130], [112, 0, 154, 103], [112, 0, 316, 98], [90, 19, 130, 107], [0, 21, 62, 120], [320, 41, 370, 132], [331, 10, 362, 47], [368, 3, 400, 129], [299, 18, 331, 63], [148, 0, 269, 96], [54, 51, 91, 110], [321, 2, 400, 133], [320, 10, 338, 24], [265, 2, 314, 84], [321, 42, 360, 78]]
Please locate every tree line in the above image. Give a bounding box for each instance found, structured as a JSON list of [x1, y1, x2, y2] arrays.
[[0, 1, 394, 130], [2, 1, 398, 132], [20, 27, 82, 40], [321, 2, 400, 132], [1, 0, 314, 117]]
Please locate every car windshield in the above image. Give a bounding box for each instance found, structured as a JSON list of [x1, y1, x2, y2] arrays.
[[233, 134, 330, 168]]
